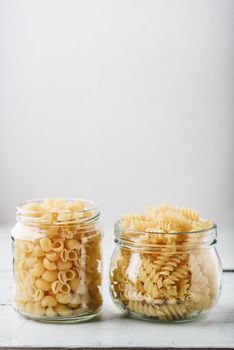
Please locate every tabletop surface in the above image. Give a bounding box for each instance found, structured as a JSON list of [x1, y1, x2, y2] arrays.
[[0, 226, 234, 350]]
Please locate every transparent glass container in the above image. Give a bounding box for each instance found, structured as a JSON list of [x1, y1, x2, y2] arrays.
[[110, 221, 222, 322], [11, 198, 102, 323]]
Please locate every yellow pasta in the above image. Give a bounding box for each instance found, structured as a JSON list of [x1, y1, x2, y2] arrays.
[[43, 258, 57, 271], [58, 271, 67, 284], [110, 204, 221, 322], [55, 292, 72, 304], [42, 270, 58, 282], [67, 250, 78, 261], [60, 283, 71, 294], [64, 270, 75, 281], [35, 278, 51, 292], [25, 302, 34, 315], [23, 241, 34, 253], [45, 251, 58, 262], [24, 257, 38, 268], [12, 197, 102, 322], [56, 304, 73, 317], [32, 245, 44, 258], [41, 295, 57, 307], [51, 280, 62, 294], [60, 249, 69, 262], [65, 239, 80, 250], [40, 238, 52, 253], [34, 302, 45, 316], [57, 259, 73, 271], [33, 288, 44, 302], [45, 306, 57, 317], [52, 239, 64, 252], [68, 294, 81, 308], [69, 278, 80, 292], [30, 261, 44, 277]]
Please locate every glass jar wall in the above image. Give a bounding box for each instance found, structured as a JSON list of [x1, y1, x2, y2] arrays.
[[109, 206, 222, 322], [11, 198, 102, 323]]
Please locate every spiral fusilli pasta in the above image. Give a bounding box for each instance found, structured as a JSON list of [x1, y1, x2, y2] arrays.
[[110, 204, 221, 322]]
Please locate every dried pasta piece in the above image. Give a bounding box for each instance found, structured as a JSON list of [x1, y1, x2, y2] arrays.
[[43, 258, 57, 271], [13, 198, 102, 321], [51, 280, 62, 294], [41, 295, 57, 307], [45, 251, 58, 262], [40, 238, 53, 253], [64, 270, 75, 281], [42, 270, 58, 282], [52, 239, 64, 253], [110, 204, 219, 321], [34, 302, 45, 316], [60, 249, 69, 262], [46, 306, 57, 317], [65, 239, 80, 250], [55, 292, 72, 304], [56, 304, 73, 317], [57, 259, 73, 271], [33, 288, 44, 302], [69, 278, 80, 292], [60, 283, 71, 294], [67, 250, 78, 261], [30, 261, 44, 277], [35, 278, 51, 292]]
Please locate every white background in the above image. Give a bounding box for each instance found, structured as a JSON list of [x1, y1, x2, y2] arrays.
[[0, 1, 233, 266]]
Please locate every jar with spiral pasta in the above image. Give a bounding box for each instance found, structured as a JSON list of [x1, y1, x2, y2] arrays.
[[11, 198, 102, 323], [109, 205, 222, 322]]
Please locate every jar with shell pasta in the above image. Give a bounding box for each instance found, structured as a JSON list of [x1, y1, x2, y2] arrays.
[[109, 205, 222, 322], [11, 198, 102, 323]]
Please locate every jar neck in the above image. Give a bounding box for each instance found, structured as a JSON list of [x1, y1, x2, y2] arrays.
[[114, 221, 217, 252], [16, 198, 100, 228]]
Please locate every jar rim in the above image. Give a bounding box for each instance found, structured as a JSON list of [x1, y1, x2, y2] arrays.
[[114, 220, 217, 250], [114, 220, 217, 236], [16, 198, 100, 226]]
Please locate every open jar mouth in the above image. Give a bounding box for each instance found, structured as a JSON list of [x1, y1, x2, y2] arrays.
[[16, 198, 100, 226], [114, 220, 217, 251]]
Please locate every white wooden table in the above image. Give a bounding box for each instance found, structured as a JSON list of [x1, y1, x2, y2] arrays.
[[0, 226, 234, 349]]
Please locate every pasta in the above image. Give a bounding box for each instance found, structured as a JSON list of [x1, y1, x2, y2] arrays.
[[30, 262, 44, 277], [56, 259, 73, 271], [55, 292, 72, 304], [65, 270, 75, 281], [45, 252, 58, 262], [46, 306, 57, 317], [60, 283, 71, 294], [52, 239, 64, 252], [43, 258, 57, 271], [35, 278, 51, 292], [65, 239, 80, 250], [41, 296, 57, 307], [60, 249, 69, 262], [51, 280, 62, 294], [13, 198, 102, 321], [110, 204, 221, 322], [42, 270, 58, 282], [68, 250, 78, 261], [40, 238, 53, 253], [69, 278, 80, 292], [58, 271, 67, 284]]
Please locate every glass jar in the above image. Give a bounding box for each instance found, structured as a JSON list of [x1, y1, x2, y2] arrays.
[[110, 221, 222, 322], [11, 198, 102, 323]]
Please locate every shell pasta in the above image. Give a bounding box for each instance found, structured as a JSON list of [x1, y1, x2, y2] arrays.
[[110, 204, 221, 322], [13, 198, 102, 322]]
